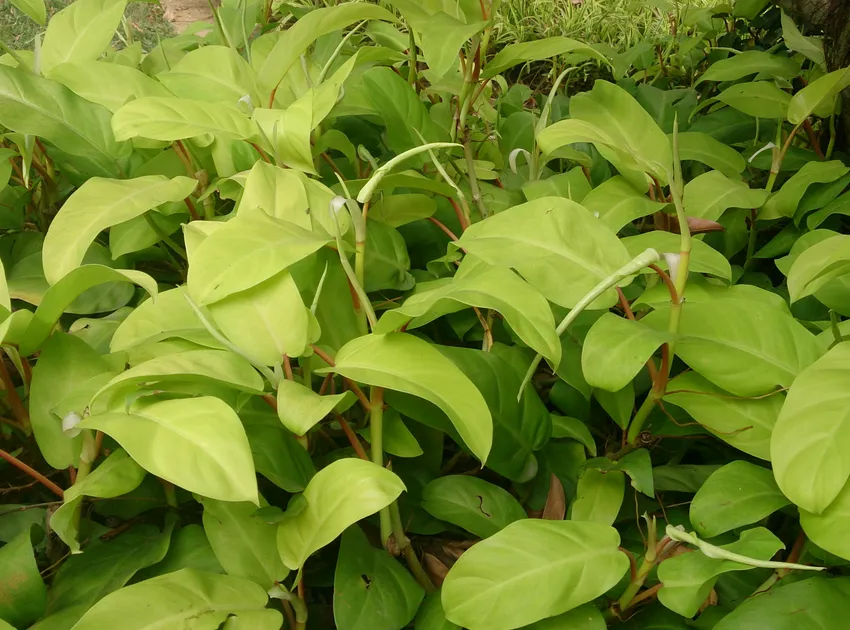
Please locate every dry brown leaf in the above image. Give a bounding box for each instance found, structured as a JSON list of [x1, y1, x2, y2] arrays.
[[542, 473, 566, 520]]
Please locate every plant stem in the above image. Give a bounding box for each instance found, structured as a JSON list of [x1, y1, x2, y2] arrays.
[[389, 501, 435, 592], [407, 26, 418, 87], [830, 310, 845, 349], [0, 357, 29, 432], [0, 448, 63, 497], [370, 387, 392, 547], [463, 131, 489, 219]]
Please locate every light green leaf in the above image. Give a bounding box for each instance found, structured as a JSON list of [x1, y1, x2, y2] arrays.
[[112, 97, 258, 142], [358, 408, 423, 458], [187, 209, 329, 305], [369, 194, 437, 228], [624, 232, 731, 281], [800, 481, 850, 560], [643, 298, 821, 397], [421, 475, 527, 538], [676, 131, 746, 177], [416, 589, 459, 630], [253, 99, 315, 174], [771, 343, 850, 514], [761, 160, 850, 220], [276, 379, 355, 436], [658, 528, 784, 618], [690, 461, 790, 538], [375, 263, 560, 365], [318, 333, 492, 464], [570, 469, 625, 525], [441, 520, 628, 630], [483, 37, 607, 79], [788, 67, 850, 124], [276, 458, 405, 570], [333, 526, 424, 630], [9, 0, 46, 24], [43, 176, 196, 285], [40, 0, 127, 74], [70, 569, 270, 630], [684, 170, 769, 222], [48, 61, 172, 113], [665, 372, 781, 461], [236, 161, 311, 228], [595, 385, 634, 431], [714, 82, 792, 120], [696, 51, 800, 84], [581, 313, 668, 393], [455, 197, 630, 309], [781, 10, 825, 68], [522, 606, 606, 630], [0, 527, 46, 628], [522, 168, 592, 203], [158, 46, 259, 104], [787, 234, 850, 302], [551, 415, 596, 456], [201, 498, 288, 589], [581, 176, 667, 233], [80, 397, 259, 503]]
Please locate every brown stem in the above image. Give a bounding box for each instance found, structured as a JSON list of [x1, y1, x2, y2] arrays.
[[336, 413, 368, 460], [183, 197, 201, 221], [448, 197, 471, 231], [321, 153, 344, 179], [0, 449, 64, 498], [309, 345, 371, 411], [283, 355, 294, 381], [249, 142, 272, 164], [617, 288, 659, 383], [802, 120, 825, 160], [649, 264, 679, 304], [0, 358, 29, 431], [427, 216, 461, 242], [630, 583, 663, 607], [473, 307, 494, 351]]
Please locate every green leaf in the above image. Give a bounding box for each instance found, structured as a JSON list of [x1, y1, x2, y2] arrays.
[[551, 415, 596, 456], [761, 161, 850, 220], [623, 232, 732, 281], [421, 475, 527, 538], [318, 333, 493, 464], [29, 333, 110, 469], [358, 407, 423, 458], [787, 234, 850, 302], [714, 82, 792, 120], [0, 65, 127, 178], [684, 170, 769, 222], [48, 61, 172, 113], [690, 461, 790, 538], [643, 298, 821, 397], [595, 385, 634, 431], [657, 528, 784, 618], [416, 589, 459, 630], [570, 469, 625, 525], [788, 67, 850, 124], [455, 197, 630, 309], [19, 264, 158, 355], [71, 569, 270, 630], [483, 37, 607, 79], [713, 577, 850, 630], [733, 0, 770, 18], [522, 606, 606, 630], [276, 379, 356, 436], [676, 131, 746, 177], [188, 209, 329, 305], [43, 176, 196, 285], [696, 51, 800, 85], [139, 525, 224, 580], [333, 526, 424, 630], [780, 10, 825, 68], [800, 481, 850, 560], [257, 3, 397, 93], [0, 528, 46, 628], [208, 271, 318, 365], [201, 498, 289, 589], [771, 343, 850, 514], [253, 99, 315, 174], [9, 0, 46, 24], [236, 161, 311, 228], [806, 191, 850, 230], [581, 176, 667, 233], [588, 449, 653, 497], [375, 263, 560, 365], [664, 372, 780, 461], [157, 46, 259, 104], [80, 397, 258, 504], [522, 169, 592, 203], [112, 97, 258, 142], [91, 349, 265, 406], [441, 520, 628, 630], [581, 313, 668, 393], [369, 194, 438, 228], [364, 219, 416, 292], [276, 458, 405, 570], [40, 0, 127, 74]]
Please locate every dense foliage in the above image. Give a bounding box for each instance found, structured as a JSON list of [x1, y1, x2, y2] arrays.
[[1, 0, 850, 628]]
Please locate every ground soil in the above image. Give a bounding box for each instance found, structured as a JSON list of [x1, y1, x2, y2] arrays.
[[159, 0, 213, 33]]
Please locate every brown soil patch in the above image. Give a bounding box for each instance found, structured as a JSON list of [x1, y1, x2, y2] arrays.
[[160, 0, 213, 33]]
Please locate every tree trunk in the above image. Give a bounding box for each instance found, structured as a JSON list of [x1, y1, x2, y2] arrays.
[[778, 0, 850, 149]]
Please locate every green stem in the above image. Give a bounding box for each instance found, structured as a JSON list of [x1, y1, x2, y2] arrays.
[[268, 585, 307, 628], [826, 112, 837, 160], [625, 392, 659, 445], [464, 131, 488, 219], [70, 431, 97, 531], [454, 36, 480, 142], [407, 26, 418, 87], [829, 310, 844, 349], [389, 501, 435, 592], [371, 387, 392, 548]]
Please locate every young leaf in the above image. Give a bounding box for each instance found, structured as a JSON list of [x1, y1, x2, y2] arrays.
[[690, 461, 790, 538], [483, 37, 608, 79], [787, 234, 850, 302], [276, 380, 356, 436], [236, 161, 311, 228], [684, 170, 769, 222], [317, 333, 493, 464], [358, 407, 423, 458], [570, 469, 625, 525], [581, 176, 667, 232], [455, 197, 630, 309], [42, 176, 196, 285], [761, 161, 850, 220], [780, 10, 825, 68], [787, 67, 850, 124], [675, 131, 746, 177], [333, 526, 424, 630], [40, 0, 128, 74], [80, 397, 259, 504], [421, 475, 527, 539], [0, 528, 46, 628], [276, 458, 405, 570], [714, 82, 792, 120], [622, 232, 732, 281], [441, 520, 628, 630], [696, 51, 800, 85]]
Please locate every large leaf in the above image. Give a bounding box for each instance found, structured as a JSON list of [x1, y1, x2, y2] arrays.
[[581, 176, 667, 232], [780, 9, 825, 68], [70, 569, 272, 630], [787, 67, 850, 124], [771, 343, 850, 514], [689, 461, 789, 538], [800, 480, 850, 560], [187, 209, 329, 305], [201, 498, 288, 589], [657, 528, 784, 618], [0, 528, 46, 628], [483, 37, 607, 79], [43, 176, 196, 285], [333, 526, 424, 630], [421, 475, 527, 538], [787, 234, 850, 302], [236, 161, 310, 228], [441, 520, 628, 630], [676, 131, 746, 178], [48, 61, 172, 113], [761, 161, 850, 220], [112, 97, 258, 142], [696, 51, 800, 84], [318, 333, 493, 464], [455, 197, 630, 309], [276, 458, 405, 570], [622, 232, 732, 281], [684, 170, 769, 222], [714, 82, 792, 120], [40, 0, 127, 74], [374, 263, 560, 365], [157, 46, 259, 104], [9, 0, 46, 24], [80, 397, 258, 503]]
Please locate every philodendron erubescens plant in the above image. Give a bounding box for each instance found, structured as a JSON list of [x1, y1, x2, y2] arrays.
[[2, 0, 850, 628]]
